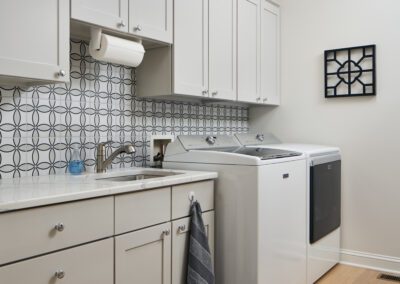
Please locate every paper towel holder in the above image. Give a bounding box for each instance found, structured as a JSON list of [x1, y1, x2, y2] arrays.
[[89, 27, 142, 51]]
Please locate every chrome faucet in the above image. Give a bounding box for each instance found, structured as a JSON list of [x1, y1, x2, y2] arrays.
[[96, 141, 136, 173]]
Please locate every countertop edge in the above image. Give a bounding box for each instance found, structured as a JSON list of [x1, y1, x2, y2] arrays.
[[0, 171, 218, 213]]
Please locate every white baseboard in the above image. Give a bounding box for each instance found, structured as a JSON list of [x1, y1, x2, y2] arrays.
[[340, 249, 400, 275]]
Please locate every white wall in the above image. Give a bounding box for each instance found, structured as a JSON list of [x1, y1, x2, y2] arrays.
[[251, 0, 400, 272]]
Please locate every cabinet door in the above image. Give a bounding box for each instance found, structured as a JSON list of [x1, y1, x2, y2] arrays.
[[115, 223, 172, 284], [0, 239, 113, 284], [129, 0, 173, 43], [209, 0, 237, 101], [174, 0, 208, 97], [260, 1, 280, 105], [172, 211, 215, 284], [0, 0, 69, 84], [258, 159, 307, 283], [71, 0, 128, 32], [237, 0, 261, 103]]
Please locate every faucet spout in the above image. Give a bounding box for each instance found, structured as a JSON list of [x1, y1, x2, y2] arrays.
[[96, 142, 135, 173]]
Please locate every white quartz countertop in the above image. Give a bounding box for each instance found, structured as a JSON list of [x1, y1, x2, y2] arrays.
[[0, 167, 218, 212]]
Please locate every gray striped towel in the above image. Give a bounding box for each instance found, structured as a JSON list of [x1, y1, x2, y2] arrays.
[[187, 201, 215, 284]]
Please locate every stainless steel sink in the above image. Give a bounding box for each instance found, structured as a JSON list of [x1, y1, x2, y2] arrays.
[[96, 171, 182, 182]]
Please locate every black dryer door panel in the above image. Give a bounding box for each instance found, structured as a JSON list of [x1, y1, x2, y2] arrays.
[[310, 159, 341, 244]]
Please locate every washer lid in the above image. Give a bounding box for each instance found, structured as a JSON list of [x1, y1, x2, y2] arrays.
[[207, 146, 302, 160]]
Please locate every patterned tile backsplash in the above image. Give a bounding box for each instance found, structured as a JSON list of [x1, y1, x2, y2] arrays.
[[0, 40, 248, 179]]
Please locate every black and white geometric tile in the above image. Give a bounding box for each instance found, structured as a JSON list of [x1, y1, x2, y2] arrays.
[[0, 40, 249, 179]]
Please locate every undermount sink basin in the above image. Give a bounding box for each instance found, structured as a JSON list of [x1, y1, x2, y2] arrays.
[[96, 171, 182, 182]]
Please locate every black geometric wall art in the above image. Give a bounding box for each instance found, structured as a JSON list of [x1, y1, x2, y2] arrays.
[[324, 45, 376, 98]]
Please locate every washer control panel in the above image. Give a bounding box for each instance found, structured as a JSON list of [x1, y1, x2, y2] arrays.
[[178, 135, 240, 150]]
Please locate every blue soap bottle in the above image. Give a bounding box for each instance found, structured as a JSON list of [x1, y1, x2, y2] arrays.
[[68, 145, 84, 175]]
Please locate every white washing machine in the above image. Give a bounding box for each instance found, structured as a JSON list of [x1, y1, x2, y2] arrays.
[[164, 135, 307, 284], [235, 133, 341, 284]]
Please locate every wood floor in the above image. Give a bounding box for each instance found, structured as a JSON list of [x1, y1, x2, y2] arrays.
[[317, 264, 399, 284]]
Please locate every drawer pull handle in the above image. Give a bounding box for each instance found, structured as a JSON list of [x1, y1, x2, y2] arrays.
[[54, 223, 65, 232], [283, 173, 289, 179], [178, 225, 186, 233], [162, 229, 170, 237], [55, 270, 65, 279]]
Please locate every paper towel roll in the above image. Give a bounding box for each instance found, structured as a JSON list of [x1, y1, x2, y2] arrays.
[[89, 34, 145, 67]]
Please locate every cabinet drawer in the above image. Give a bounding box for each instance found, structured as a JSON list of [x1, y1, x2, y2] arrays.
[[172, 180, 214, 219], [115, 187, 171, 234], [0, 238, 114, 284], [0, 197, 114, 265]]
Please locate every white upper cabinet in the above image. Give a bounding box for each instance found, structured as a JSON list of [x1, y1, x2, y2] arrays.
[[137, 0, 236, 100], [129, 0, 173, 43], [237, 0, 261, 103], [71, 0, 129, 32], [173, 0, 209, 97], [237, 0, 281, 105], [209, 0, 237, 101], [137, 0, 208, 98], [260, 1, 280, 105], [137, 0, 280, 105], [71, 0, 172, 43], [0, 0, 70, 84]]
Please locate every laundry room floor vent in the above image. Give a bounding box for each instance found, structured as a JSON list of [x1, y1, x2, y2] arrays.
[[378, 273, 400, 282]]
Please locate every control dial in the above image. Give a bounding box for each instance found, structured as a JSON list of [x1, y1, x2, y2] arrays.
[[256, 134, 265, 142], [205, 136, 216, 145]]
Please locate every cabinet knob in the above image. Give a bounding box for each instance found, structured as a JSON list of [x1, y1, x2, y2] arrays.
[[58, 70, 66, 77], [55, 270, 65, 279], [162, 229, 170, 236], [54, 223, 65, 232], [202, 90, 209, 96], [263, 98, 268, 102], [178, 225, 186, 233], [134, 25, 142, 32], [118, 20, 126, 28], [211, 91, 218, 97], [256, 97, 261, 102]]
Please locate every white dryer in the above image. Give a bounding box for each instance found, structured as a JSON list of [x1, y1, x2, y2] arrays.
[[235, 133, 341, 284], [164, 135, 307, 284]]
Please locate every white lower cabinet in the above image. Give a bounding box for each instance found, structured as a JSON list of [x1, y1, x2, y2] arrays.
[[172, 211, 215, 284], [0, 238, 114, 284], [0, 180, 215, 283], [0, 197, 114, 265], [115, 223, 172, 284]]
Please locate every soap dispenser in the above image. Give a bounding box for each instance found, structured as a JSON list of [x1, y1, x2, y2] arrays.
[[68, 145, 84, 175]]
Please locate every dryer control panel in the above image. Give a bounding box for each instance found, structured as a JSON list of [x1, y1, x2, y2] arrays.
[[234, 133, 281, 146]]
